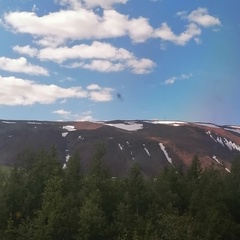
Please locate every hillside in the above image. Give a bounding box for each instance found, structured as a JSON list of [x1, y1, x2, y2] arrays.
[[1, 119, 240, 176]]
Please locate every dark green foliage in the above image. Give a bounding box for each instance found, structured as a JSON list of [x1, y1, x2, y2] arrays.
[[76, 190, 107, 240], [187, 154, 202, 180], [1, 148, 240, 240]]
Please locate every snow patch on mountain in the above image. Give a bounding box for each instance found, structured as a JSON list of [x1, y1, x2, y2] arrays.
[[216, 136, 224, 146], [63, 151, 71, 169], [206, 131, 217, 142], [147, 120, 187, 126], [27, 122, 42, 125], [2, 121, 16, 124], [62, 125, 76, 131], [66, 154, 71, 162], [143, 144, 151, 156], [196, 123, 219, 128], [78, 135, 84, 140], [62, 132, 68, 137], [225, 168, 231, 173], [207, 131, 240, 152], [225, 128, 240, 135], [224, 138, 240, 151], [118, 143, 123, 151], [105, 122, 143, 131], [212, 155, 222, 165], [159, 143, 172, 164], [229, 126, 240, 129]]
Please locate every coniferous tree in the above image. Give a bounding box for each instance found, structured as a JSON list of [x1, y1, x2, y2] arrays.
[[33, 176, 66, 240], [76, 190, 107, 240]]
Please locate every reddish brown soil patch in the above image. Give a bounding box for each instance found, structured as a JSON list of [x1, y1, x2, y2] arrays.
[[73, 121, 103, 130]]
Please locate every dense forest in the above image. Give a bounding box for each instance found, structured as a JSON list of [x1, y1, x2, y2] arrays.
[[0, 144, 240, 240]]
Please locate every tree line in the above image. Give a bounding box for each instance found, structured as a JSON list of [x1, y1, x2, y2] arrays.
[[0, 144, 240, 239]]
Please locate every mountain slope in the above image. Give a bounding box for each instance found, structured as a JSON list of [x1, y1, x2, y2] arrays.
[[0, 120, 240, 176]]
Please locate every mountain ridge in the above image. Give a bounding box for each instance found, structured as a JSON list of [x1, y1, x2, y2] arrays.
[[1, 119, 240, 177]]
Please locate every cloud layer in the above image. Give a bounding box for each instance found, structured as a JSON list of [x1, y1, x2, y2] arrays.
[[3, 6, 220, 47], [0, 2, 221, 112], [2, 5, 220, 76], [0, 75, 113, 105], [13, 41, 155, 74]]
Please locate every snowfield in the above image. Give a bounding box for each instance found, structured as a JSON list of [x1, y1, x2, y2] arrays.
[[105, 122, 143, 131]]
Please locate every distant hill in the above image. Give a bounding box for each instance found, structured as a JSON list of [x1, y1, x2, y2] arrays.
[[1, 119, 240, 177]]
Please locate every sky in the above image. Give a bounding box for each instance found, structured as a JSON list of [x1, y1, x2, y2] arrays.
[[0, 0, 239, 125]]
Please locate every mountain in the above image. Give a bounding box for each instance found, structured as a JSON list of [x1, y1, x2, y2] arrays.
[[1, 119, 240, 177]]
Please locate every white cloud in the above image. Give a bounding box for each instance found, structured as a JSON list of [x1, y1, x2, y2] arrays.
[[52, 108, 94, 121], [14, 42, 155, 74], [3, 9, 152, 44], [187, 8, 221, 27], [128, 17, 153, 43], [154, 22, 201, 46], [66, 58, 155, 74], [13, 45, 38, 57], [78, 115, 94, 121], [163, 73, 192, 85], [87, 84, 101, 90], [52, 109, 71, 118], [127, 58, 156, 74], [75, 110, 94, 121], [37, 41, 133, 63], [89, 89, 113, 102], [164, 77, 177, 85], [0, 76, 113, 105], [176, 11, 187, 17], [0, 57, 49, 76], [156, 8, 220, 45], [34, 37, 66, 48], [87, 84, 113, 101], [3, 6, 220, 49], [180, 73, 192, 79]]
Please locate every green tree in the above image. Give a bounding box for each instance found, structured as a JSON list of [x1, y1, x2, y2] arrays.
[[225, 155, 240, 223], [33, 176, 66, 240], [76, 190, 107, 240], [126, 163, 146, 215], [187, 155, 202, 181], [63, 152, 83, 239]]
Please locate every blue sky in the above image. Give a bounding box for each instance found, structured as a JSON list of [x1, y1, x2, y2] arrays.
[[0, 0, 239, 124]]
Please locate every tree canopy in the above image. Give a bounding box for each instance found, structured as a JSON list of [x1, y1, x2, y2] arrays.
[[0, 146, 240, 239]]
